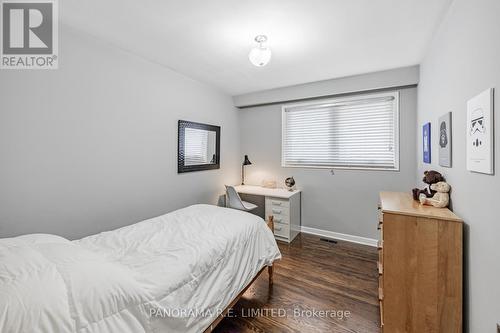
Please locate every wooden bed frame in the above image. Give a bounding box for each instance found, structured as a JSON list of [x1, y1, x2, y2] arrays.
[[203, 218, 275, 333]]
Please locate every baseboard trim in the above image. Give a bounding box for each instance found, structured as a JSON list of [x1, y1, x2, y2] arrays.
[[300, 226, 378, 247]]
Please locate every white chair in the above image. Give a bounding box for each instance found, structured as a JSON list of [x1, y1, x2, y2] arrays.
[[225, 185, 258, 212]]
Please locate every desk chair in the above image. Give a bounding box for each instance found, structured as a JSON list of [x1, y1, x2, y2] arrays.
[[225, 185, 258, 212]]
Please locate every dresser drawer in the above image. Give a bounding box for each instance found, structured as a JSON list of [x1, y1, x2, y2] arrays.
[[378, 270, 384, 301], [273, 222, 289, 238], [379, 300, 384, 327], [378, 246, 383, 268]]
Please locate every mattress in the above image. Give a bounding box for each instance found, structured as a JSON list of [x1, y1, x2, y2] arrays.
[[0, 204, 281, 333]]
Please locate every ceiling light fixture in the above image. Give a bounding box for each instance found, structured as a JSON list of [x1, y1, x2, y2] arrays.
[[248, 35, 271, 67]]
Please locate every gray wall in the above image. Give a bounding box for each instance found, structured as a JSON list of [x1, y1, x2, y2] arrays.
[[0, 26, 241, 240], [416, 0, 500, 331], [233, 65, 419, 107], [239, 86, 417, 240]]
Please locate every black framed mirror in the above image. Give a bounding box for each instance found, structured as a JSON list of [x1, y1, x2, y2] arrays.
[[178, 120, 220, 173]]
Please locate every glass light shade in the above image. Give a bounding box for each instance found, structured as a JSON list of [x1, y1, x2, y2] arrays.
[[248, 46, 272, 67]]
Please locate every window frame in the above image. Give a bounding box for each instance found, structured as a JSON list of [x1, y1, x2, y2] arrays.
[[281, 91, 400, 171], [178, 120, 220, 173]]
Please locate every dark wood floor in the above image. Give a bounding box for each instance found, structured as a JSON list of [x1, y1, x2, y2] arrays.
[[214, 233, 381, 333]]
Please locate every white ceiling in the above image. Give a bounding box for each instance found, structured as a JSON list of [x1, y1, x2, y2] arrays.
[[62, 0, 452, 95]]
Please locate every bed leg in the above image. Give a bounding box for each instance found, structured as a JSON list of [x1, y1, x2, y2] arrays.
[[268, 265, 273, 285]]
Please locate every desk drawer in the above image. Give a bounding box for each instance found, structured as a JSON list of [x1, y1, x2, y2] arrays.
[[266, 206, 289, 217], [274, 222, 289, 238], [270, 215, 289, 225], [266, 197, 290, 208]]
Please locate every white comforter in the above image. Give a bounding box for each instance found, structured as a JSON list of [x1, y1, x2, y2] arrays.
[[0, 204, 281, 333]]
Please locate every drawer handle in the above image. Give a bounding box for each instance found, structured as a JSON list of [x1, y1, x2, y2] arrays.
[[275, 227, 282, 231], [274, 218, 282, 223], [272, 209, 282, 214], [272, 201, 282, 206]]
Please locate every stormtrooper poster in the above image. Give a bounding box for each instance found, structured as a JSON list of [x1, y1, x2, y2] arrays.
[[467, 88, 494, 174], [439, 112, 452, 167]]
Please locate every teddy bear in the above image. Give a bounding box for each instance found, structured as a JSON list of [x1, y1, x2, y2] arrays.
[[419, 181, 451, 208], [412, 170, 444, 201]]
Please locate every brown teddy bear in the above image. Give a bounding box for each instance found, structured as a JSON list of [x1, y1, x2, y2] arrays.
[[412, 170, 444, 201]]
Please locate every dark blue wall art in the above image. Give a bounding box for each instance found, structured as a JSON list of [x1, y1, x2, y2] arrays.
[[423, 122, 431, 163]]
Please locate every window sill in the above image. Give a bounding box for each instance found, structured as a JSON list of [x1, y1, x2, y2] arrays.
[[281, 164, 400, 172]]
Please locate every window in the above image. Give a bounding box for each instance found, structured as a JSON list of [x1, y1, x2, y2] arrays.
[[282, 91, 399, 170], [184, 128, 210, 165]]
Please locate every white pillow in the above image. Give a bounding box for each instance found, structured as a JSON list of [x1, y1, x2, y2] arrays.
[[16, 233, 71, 244]]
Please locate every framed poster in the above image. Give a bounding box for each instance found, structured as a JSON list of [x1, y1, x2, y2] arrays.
[[423, 122, 431, 163], [467, 88, 494, 174], [439, 112, 452, 167]]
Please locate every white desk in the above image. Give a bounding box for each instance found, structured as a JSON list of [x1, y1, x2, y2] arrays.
[[234, 185, 301, 243]]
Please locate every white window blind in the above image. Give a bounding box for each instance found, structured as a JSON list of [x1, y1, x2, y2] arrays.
[[185, 128, 209, 165], [282, 92, 399, 170]]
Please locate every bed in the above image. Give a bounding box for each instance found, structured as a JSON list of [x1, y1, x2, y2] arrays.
[[0, 204, 281, 333]]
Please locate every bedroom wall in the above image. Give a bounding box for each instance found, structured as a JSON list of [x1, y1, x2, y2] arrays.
[[233, 65, 419, 107], [238, 84, 417, 241], [416, 0, 500, 331], [0, 25, 241, 240]]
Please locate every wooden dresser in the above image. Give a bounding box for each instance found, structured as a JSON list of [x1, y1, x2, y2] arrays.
[[378, 192, 463, 332]]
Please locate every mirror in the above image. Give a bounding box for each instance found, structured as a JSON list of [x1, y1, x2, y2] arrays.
[[178, 120, 220, 173]]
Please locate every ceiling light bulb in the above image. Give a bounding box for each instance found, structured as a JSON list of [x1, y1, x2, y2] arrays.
[[249, 35, 271, 67]]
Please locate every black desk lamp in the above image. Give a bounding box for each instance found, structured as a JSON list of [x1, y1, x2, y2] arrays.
[[241, 155, 252, 185]]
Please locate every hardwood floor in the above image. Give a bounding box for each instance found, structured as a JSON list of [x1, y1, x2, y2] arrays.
[[214, 233, 381, 333]]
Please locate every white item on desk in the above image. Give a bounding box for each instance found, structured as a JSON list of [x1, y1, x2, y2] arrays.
[[234, 185, 301, 243], [225, 185, 258, 211], [261, 179, 277, 189]]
